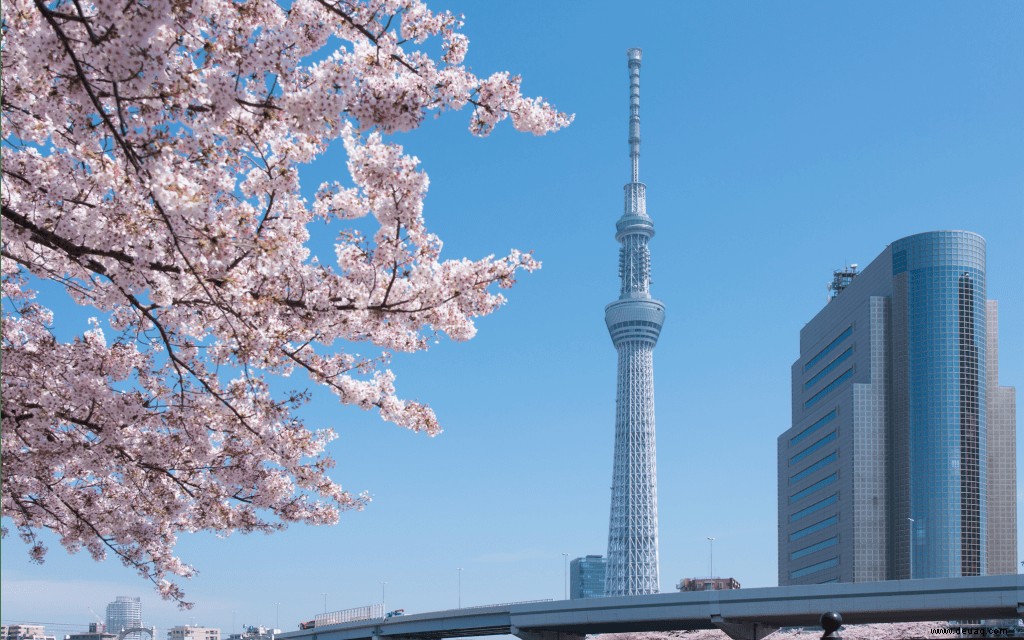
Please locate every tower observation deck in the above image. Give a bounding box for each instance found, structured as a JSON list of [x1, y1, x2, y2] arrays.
[[604, 48, 664, 597]]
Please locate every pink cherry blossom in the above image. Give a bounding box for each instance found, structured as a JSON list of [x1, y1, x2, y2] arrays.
[[1, 0, 571, 607], [596, 621, 961, 640]]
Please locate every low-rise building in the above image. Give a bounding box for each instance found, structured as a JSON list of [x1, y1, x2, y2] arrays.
[[167, 628, 218, 640], [225, 626, 276, 640], [676, 577, 741, 592], [68, 623, 117, 640], [3, 624, 56, 640]]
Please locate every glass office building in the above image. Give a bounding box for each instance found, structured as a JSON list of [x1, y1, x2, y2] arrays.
[[777, 231, 1016, 585], [570, 555, 607, 599]]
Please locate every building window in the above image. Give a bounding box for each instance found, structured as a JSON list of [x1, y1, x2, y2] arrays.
[[789, 473, 838, 503], [804, 326, 853, 372], [790, 493, 838, 522], [789, 557, 839, 579], [790, 409, 838, 446], [790, 452, 839, 484], [892, 249, 907, 274], [790, 514, 839, 541], [804, 368, 854, 409], [609, 320, 661, 330], [791, 536, 838, 560], [805, 347, 854, 390], [790, 431, 837, 464]]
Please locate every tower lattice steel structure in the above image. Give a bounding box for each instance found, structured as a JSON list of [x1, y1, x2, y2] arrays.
[[603, 48, 663, 597]]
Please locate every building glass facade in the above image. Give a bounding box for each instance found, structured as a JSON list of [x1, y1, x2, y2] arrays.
[[986, 300, 1018, 575], [777, 231, 1016, 585], [892, 231, 987, 579], [570, 555, 607, 599]]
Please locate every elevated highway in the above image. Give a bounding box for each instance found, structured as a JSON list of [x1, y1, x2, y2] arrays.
[[279, 574, 1022, 640]]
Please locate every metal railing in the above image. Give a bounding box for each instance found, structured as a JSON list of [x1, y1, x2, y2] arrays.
[[456, 600, 553, 611]]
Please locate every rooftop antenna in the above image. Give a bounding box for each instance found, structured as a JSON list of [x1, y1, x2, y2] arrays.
[[828, 263, 859, 300]]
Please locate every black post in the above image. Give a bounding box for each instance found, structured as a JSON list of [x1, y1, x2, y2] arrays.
[[820, 612, 843, 639]]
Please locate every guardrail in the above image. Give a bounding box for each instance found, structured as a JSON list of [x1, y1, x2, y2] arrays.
[[457, 600, 554, 611]]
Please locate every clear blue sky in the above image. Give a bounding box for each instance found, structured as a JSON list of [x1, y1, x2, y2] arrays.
[[3, 1, 1022, 635]]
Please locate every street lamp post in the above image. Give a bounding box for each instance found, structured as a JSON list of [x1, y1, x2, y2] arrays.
[[457, 568, 463, 609], [561, 553, 569, 600], [275, 603, 280, 631], [707, 537, 715, 578], [907, 518, 915, 579]]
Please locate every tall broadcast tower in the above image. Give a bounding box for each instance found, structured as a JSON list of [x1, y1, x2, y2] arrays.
[[604, 48, 664, 597]]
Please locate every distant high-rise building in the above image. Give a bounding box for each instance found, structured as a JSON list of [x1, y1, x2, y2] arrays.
[[604, 47, 664, 598], [106, 597, 142, 640], [778, 231, 1017, 584], [167, 627, 219, 640], [569, 555, 607, 599]]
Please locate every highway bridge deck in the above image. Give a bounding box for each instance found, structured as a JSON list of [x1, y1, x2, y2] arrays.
[[279, 574, 1022, 640]]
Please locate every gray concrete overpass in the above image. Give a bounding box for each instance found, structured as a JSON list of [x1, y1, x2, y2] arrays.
[[280, 574, 1022, 640]]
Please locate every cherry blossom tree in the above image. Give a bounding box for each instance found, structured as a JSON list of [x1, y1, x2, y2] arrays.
[[1, 0, 571, 606]]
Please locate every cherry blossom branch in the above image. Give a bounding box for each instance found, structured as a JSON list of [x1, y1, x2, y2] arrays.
[[2, 204, 182, 274], [2, 0, 566, 607], [32, 0, 145, 173]]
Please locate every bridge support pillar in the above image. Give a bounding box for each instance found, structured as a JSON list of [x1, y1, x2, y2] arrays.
[[711, 615, 778, 640], [511, 626, 584, 640]]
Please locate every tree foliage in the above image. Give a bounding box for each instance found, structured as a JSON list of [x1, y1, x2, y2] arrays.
[[1, 0, 570, 605]]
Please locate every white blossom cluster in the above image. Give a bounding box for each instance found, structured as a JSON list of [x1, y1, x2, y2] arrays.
[[1, 0, 571, 606]]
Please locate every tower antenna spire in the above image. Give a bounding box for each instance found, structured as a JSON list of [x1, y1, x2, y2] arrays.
[[627, 48, 641, 183]]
